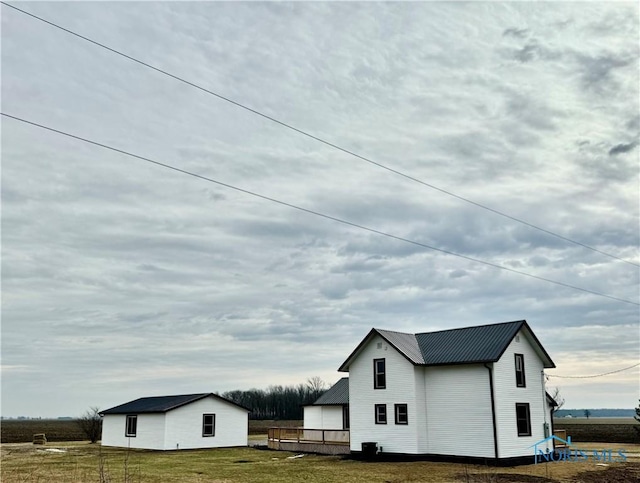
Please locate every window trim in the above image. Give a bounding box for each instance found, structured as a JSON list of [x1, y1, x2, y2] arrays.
[[202, 413, 216, 437], [515, 353, 526, 387], [373, 358, 386, 389], [516, 403, 531, 436], [394, 403, 408, 425], [125, 415, 137, 437], [374, 404, 387, 424]]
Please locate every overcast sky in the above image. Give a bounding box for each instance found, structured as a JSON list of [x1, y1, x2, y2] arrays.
[[2, 2, 638, 418]]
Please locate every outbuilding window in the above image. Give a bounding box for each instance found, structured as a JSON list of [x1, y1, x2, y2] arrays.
[[516, 403, 531, 436], [395, 404, 408, 425], [374, 358, 386, 389], [375, 404, 387, 424], [125, 415, 137, 437], [515, 354, 526, 387], [202, 414, 216, 437], [342, 405, 350, 430]]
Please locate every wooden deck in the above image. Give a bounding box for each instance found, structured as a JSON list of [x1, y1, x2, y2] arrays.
[[267, 427, 350, 455]]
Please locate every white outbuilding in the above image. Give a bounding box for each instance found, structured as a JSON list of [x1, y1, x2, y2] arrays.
[[303, 377, 350, 430], [100, 393, 249, 450]]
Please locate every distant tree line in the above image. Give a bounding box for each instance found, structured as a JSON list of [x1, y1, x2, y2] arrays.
[[221, 377, 327, 420]]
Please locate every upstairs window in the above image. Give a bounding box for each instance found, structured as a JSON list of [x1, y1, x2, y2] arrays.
[[375, 404, 387, 424], [374, 358, 386, 389], [515, 353, 526, 387], [202, 414, 216, 437], [125, 415, 137, 437], [395, 404, 408, 425], [516, 403, 531, 436]]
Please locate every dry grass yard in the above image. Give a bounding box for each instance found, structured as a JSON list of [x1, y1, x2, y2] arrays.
[[1, 441, 639, 483]]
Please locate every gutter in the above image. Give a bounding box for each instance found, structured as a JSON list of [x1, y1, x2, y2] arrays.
[[484, 363, 498, 459]]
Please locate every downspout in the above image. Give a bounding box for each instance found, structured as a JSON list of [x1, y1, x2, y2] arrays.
[[484, 363, 498, 460], [541, 371, 550, 451]]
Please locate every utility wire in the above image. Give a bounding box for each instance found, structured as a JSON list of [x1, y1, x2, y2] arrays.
[[3, 112, 639, 306], [547, 362, 640, 379], [2, 1, 638, 269]]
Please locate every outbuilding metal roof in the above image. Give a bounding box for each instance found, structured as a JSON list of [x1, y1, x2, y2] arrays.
[[338, 320, 555, 371], [311, 377, 349, 405], [100, 393, 249, 415]]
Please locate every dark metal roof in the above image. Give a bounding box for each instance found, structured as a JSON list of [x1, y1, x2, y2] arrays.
[[312, 377, 349, 406], [100, 393, 249, 415], [377, 329, 425, 364], [416, 320, 525, 365], [339, 320, 555, 371]]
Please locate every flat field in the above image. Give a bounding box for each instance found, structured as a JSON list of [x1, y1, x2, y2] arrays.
[[1, 442, 639, 483], [556, 418, 636, 425], [0, 419, 302, 443], [555, 418, 640, 444], [1, 420, 86, 443]]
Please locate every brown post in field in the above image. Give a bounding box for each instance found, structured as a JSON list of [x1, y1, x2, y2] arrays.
[[33, 433, 47, 445]]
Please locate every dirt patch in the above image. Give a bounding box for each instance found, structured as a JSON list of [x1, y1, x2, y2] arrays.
[[573, 462, 640, 482], [457, 472, 558, 482]]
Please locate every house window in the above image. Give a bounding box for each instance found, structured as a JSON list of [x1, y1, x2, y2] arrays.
[[374, 358, 386, 389], [202, 414, 216, 437], [125, 415, 137, 437], [342, 405, 350, 430], [375, 404, 387, 424], [515, 354, 526, 387], [395, 404, 408, 425], [516, 403, 531, 436]]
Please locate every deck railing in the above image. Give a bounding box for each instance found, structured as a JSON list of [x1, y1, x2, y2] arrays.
[[553, 429, 568, 448], [268, 427, 350, 445]]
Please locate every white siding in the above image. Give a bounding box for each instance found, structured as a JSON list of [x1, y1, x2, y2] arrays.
[[324, 407, 344, 429], [493, 330, 551, 458], [348, 335, 419, 453], [101, 413, 166, 450], [303, 406, 344, 429], [414, 367, 428, 453], [164, 396, 248, 450], [304, 406, 323, 429], [101, 415, 123, 447], [424, 364, 495, 458]]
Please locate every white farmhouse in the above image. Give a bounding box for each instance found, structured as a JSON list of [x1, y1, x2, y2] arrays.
[[338, 320, 556, 464], [100, 393, 249, 450]]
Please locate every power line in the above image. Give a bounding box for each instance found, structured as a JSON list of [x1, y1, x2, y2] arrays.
[[2, 2, 638, 269], [547, 362, 640, 379], [3, 112, 639, 306]]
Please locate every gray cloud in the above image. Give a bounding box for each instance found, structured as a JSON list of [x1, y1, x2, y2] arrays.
[[2, 2, 638, 417], [609, 141, 638, 156], [503, 27, 529, 39], [573, 52, 634, 91]]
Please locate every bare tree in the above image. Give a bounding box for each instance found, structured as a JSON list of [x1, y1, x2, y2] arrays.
[[306, 376, 326, 403], [77, 406, 102, 443], [583, 409, 591, 419], [549, 387, 565, 414]]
